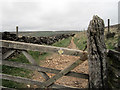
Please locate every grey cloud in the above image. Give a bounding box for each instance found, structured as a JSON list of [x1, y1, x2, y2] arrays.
[[1, 1, 119, 32], [2, 2, 42, 31]]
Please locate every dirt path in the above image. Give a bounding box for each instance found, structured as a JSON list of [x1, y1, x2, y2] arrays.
[[32, 36, 88, 88], [67, 37, 78, 49]]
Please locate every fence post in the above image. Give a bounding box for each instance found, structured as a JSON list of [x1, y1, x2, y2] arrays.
[[108, 19, 110, 33], [87, 15, 108, 89], [16, 26, 18, 37]]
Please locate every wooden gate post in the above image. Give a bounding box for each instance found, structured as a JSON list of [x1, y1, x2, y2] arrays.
[[16, 26, 18, 37], [108, 19, 110, 33], [87, 15, 108, 89]]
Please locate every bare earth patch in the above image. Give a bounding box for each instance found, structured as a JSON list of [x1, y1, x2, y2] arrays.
[[32, 37, 88, 88]]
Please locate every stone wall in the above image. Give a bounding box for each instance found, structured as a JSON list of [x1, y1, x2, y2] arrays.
[[107, 50, 120, 89], [2, 32, 75, 45]]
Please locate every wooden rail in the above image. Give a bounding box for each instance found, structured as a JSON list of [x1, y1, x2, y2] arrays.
[[107, 49, 120, 61], [1, 74, 78, 89], [2, 50, 15, 60], [0, 86, 16, 90], [1, 60, 89, 79], [0, 40, 88, 57]]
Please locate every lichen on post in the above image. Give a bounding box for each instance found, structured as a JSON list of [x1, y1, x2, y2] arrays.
[[87, 15, 108, 89]]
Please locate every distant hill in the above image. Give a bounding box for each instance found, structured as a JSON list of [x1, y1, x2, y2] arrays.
[[12, 31, 80, 37]]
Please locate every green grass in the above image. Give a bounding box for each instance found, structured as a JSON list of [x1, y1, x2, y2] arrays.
[[28, 51, 51, 64], [2, 53, 32, 77], [104, 26, 119, 50], [73, 32, 87, 50], [6, 53, 30, 63], [2, 65, 32, 88], [2, 53, 33, 88], [2, 51, 50, 88], [52, 37, 72, 47], [2, 65, 32, 78], [105, 35, 118, 50], [2, 80, 26, 88], [105, 38, 115, 49]]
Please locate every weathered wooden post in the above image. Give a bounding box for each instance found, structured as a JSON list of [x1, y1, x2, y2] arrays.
[[16, 26, 18, 37], [87, 15, 108, 89], [108, 19, 110, 33]]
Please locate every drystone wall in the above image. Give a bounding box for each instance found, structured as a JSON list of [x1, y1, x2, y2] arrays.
[[2, 32, 75, 45]]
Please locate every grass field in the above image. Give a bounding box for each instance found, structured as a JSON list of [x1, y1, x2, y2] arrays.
[[52, 37, 72, 47], [104, 27, 119, 50], [16, 31, 79, 37], [73, 31, 87, 50]]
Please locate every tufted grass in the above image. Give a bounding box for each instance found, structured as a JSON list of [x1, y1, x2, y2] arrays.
[[52, 37, 72, 47], [73, 31, 87, 50]]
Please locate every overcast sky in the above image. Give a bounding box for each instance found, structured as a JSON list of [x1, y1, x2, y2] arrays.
[[1, 0, 119, 32]]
